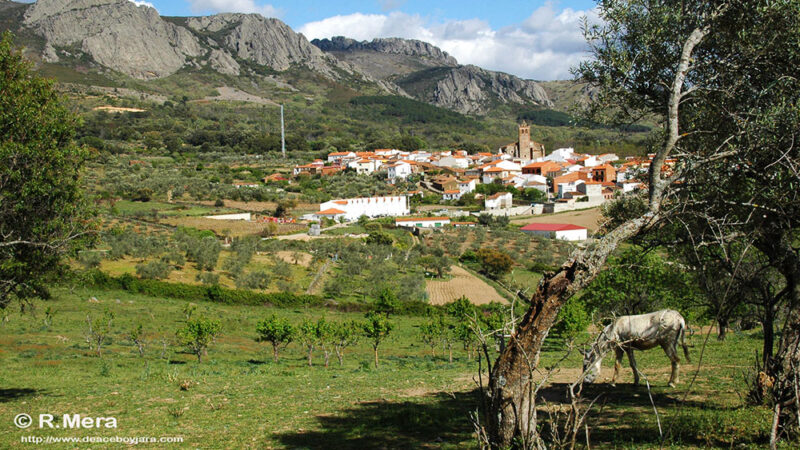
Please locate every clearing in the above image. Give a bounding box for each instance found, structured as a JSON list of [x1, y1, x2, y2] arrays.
[[426, 265, 507, 305]]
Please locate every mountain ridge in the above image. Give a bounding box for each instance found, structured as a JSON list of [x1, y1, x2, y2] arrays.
[[2, 0, 558, 115]]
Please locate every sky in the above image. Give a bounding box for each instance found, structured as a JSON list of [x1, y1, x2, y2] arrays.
[[36, 0, 601, 80]]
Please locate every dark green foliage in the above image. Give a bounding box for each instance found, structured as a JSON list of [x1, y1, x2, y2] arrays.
[[475, 248, 514, 279], [135, 260, 172, 280], [552, 297, 590, 338], [581, 247, 700, 316], [0, 32, 94, 308], [349, 95, 475, 127]]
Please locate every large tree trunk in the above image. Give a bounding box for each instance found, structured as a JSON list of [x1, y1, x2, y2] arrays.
[[768, 263, 800, 446], [717, 318, 728, 341], [487, 217, 650, 447]]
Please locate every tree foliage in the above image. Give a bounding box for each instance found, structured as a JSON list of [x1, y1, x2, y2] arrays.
[[0, 32, 94, 308]]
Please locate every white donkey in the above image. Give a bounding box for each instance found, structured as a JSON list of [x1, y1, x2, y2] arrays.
[[582, 309, 690, 387]]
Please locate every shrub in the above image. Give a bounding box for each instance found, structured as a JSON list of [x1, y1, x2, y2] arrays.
[[135, 260, 172, 280], [235, 270, 271, 290], [255, 315, 294, 363], [176, 317, 222, 363], [553, 297, 590, 339]]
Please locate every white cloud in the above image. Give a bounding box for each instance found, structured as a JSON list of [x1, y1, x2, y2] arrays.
[[186, 0, 281, 18], [299, 4, 598, 80], [129, 0, 156, 10]]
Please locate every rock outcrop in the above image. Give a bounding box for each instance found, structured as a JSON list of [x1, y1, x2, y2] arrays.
[[312, 36, 458, 66], [187, 14, 350, 78], [24, 0, 203, 79]]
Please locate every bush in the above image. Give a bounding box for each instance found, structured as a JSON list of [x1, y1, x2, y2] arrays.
[[235, 270, 271, 290], [176, 317, 222, 363], [553, 297, 590, 339], [135, 260, 172, 280]]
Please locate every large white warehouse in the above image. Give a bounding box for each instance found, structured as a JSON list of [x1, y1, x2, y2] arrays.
[[317, 195, 409, 222]]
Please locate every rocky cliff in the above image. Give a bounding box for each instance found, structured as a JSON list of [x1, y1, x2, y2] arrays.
[[313, 36, 552, 114], [312, 36, 458, 66], [24, 0, 203, 79]]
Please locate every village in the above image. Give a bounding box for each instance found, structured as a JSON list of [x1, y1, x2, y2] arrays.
[[270, 122, 670, 241]]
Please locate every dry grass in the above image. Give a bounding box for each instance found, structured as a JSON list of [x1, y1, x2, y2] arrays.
[[193, 200, 319, 214], [512, 206, 605, 231], [159, 216, 306, 237], [426, 265, 507, 305], [273, 251, 313, 267]]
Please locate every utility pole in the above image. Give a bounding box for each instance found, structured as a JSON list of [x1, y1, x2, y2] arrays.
[[280, 104, 286, 158]]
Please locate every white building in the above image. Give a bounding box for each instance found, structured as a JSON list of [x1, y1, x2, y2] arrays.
[[386, 161, 412, 182], [318, 195, 409, 222], [545, 147, 576, 163], [520, 223, 588, 241], [395, 216, 451, 228], [458, 178, 477, 194], [485, 192, 513, 209], [349, 159, 380, 175], [327, 151, 356, 163], [437, 155, 470, 169], [442, 189, 463, 201]]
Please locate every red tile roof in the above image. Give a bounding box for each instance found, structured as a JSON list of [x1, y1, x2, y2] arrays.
[[520, 223, 586, 232], [317, 208, 346, 215]]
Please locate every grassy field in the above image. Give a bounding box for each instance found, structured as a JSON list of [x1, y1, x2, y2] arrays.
[[426, 265, 507, 305], [0, 286, 779, 448]]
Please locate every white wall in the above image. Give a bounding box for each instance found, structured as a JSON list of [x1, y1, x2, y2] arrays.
[[319, 196, 409, 221], [555, 229, 588, 241]]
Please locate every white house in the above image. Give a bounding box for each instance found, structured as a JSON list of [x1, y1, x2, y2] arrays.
[[485, 192, 513, 209], [349, 159, 380, 175], [545, 147, 576, 163], [314, 208, 347, 221], [395, 216, 451, 228], [327, 151, 356, 163], [442, 189, 463, 201], [386, 161, 412, 182], [437, 155, 470, 169], [520, 223, 588, 241], [458, 178, 477, 194], [318, 195, 409, 222]]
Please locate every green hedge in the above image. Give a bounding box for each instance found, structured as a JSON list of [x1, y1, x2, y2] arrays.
[[83, 270, 447, 316], [87, 271, 324, 308]]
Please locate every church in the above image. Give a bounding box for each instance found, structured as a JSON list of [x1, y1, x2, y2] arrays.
[[500, 122, 545, 160]]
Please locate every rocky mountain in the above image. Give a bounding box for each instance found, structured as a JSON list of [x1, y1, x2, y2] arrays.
[[2, 0, 552, 115], [312, 36, 551, 114]]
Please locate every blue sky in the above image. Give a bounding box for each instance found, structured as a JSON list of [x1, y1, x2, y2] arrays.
[[109, 0, 599, 79]]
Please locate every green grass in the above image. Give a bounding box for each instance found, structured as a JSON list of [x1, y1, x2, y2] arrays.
[[0, 287, 781, 448], [112, 201, 235, 217]]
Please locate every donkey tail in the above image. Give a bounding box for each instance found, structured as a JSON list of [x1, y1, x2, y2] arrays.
[[679, 318, 691, 363]]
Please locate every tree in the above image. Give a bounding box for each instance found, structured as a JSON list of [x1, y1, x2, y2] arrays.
[[375, 287, 400, 317], [475, 248, 514, 280], [420, 314, 444, 357], [1, 32, 94, 309], [298, 319, 319, 367], [84, 310, 114, 357], [255, 315, 294, 363], [331, 321, 360, 366], [177, 318, 222, 363], [362, 312, 393, 368], [485, 2, 800, 446], [581, 247, 699, 317], [128, 323, 147, 357]]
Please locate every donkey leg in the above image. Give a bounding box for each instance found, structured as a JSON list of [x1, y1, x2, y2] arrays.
[[611, 347, 624, 387], [662, 343, 680, 387], [626, 349, 639, 386]]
